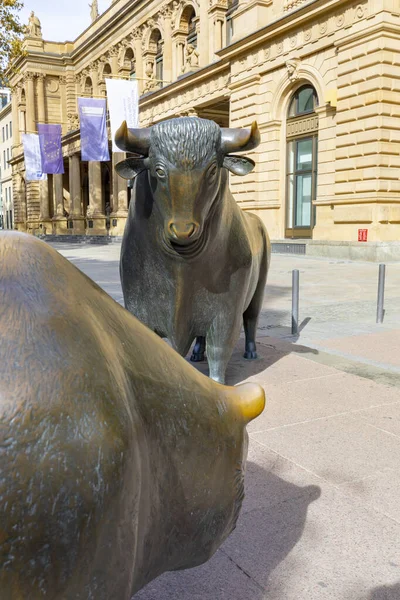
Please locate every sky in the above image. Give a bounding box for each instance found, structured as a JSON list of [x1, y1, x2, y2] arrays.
[[20, 0, 112, 42]]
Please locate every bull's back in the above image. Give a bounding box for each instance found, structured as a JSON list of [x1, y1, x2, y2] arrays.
[[0, 233, 137, 599]]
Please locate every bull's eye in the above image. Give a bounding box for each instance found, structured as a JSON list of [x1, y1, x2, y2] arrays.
[[208, 163, 218, 180], [155, 166, 166, 179]]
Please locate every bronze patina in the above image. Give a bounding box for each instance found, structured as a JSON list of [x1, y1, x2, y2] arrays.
[[0, 232, 265, 599], [115, 117, 271, 384]]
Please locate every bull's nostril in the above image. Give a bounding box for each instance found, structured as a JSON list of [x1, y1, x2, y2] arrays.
[[169, 222, 198, 239]]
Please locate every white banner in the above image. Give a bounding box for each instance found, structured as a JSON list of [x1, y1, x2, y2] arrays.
[[105, 78, 139, 152], [22, 133, 47, 181]]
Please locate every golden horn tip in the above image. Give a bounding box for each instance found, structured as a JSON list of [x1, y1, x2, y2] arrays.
[[234, 382, 266, 424]]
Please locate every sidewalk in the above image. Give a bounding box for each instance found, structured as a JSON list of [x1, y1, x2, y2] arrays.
[[53, 242, 400, 600]]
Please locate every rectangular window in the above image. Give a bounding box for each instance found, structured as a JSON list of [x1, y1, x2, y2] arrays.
[[3, 150, 5, 170], [2, 128, 4, 143], [9, 121, 12, 137], [6, 124, 8, 140], [7, 147, 10, 165], [286, 135, 318, 232]]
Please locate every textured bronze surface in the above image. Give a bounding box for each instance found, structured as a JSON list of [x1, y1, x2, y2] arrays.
[[0, 232, 265, 599], [116, 117, 271, 384]]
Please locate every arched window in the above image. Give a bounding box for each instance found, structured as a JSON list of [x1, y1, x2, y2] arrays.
[[152, 30, 163, 85], [187, 8, 197, 47], [84, 77, 93, 97], [226, 0, 239, 45], [285, 85, 319, 239], [124, 47, 136, 80], [99, 63, 112, 96]]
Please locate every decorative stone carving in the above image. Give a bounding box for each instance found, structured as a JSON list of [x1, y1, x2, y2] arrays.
[[27, 11, 42, 38], [108, 46, 119, 58], [59, 75, 67, 85], [182, 44, 199, 73], [67, 113, 80, 132], [143, 61, 156, 92], [336, 13, 345, 27], [89, 0, 99, 22], [355, 4, 365, 18], [286, 58, 301, 82]]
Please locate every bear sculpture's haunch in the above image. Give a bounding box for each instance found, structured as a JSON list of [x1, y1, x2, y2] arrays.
[[0, 232, 265, 600], [115, 117, 271, 384]]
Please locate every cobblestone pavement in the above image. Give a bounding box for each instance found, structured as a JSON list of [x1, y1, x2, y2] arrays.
[[52, 241, 400, 600]]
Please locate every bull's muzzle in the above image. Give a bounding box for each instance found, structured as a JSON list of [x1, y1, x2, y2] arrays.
[[168, 221, 200, 245]]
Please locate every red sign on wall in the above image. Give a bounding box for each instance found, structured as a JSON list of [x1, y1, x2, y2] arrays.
[[358, 229, 368, 242]]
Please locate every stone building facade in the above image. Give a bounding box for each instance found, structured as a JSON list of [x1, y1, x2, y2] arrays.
[[0, 93, 14, 230], [8, 0, 400, 257]]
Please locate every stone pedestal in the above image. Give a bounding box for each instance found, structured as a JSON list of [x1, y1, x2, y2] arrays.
[[87, 161, 107, 235], [71, 216, 86, 235], [109, 215, 127, 236], [85, 216, 107, 235], [52, 216, 68, 235]]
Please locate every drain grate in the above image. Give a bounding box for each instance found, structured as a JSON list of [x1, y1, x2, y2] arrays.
[[272, 243, 306, 255]]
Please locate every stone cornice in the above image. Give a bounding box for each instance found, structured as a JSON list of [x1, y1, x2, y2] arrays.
[[216, 0, 352, 60], [139, 59, 229, 109]]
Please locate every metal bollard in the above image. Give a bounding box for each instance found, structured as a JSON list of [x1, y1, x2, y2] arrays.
[[376, 263, 386, 324], [292, 269, 299, 335]]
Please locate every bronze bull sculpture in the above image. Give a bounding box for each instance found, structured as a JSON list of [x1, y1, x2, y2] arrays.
[[115, 117, 270, 384], [0, 232, 265, 599]]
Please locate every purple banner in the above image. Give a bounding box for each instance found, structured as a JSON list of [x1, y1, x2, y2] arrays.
[[37, 124, 64, 174], [78, 98, 110, 162]]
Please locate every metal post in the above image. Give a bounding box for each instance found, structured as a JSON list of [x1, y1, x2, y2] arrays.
[[292, 269, 299, 335], [376, 263, 386, 324]]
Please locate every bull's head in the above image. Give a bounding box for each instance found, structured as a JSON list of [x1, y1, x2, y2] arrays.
[[115, 118, 260, 248]]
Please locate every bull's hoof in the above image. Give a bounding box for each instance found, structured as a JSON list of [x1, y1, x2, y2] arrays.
[[190, 352, 205, 362], [244, 351, 258, 360]]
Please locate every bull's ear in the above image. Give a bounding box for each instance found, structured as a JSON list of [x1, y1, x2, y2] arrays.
[[115, 157, 149, 180], [223, 155, 255, 176]]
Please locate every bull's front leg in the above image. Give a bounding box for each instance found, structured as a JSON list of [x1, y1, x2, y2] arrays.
[[206, 316, 242, 384]]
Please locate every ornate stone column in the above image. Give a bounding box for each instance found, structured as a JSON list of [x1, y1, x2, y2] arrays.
[[59, 75, 67, 134], [172, 32, 186, 79], [52, 173, 67, 234], [109, 46, 119, 74], [161, 6, 173, 84], [110, 152, 128, 236], [25, 72, 36, 133], [90, 63, 99, 96], [87, 161, 106, 235], [36, 73, 46, 123], [132, 30, 144, 94], [13, 169, 27, 232], [69, 152, 85, 233], [39, 178, 51, 225]]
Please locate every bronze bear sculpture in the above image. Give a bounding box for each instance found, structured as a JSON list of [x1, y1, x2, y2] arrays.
[[0, 232, 265, 599], [115, 117, 271, 384]]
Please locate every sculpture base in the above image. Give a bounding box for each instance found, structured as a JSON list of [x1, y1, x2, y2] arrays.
[[109, 213, 128, 236], [85, 215, 107, 236]]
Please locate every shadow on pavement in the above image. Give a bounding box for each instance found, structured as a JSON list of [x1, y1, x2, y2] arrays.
[[135, 463, 321, 599], [366, 583, 400, 600], [188, 332, 318, 386]]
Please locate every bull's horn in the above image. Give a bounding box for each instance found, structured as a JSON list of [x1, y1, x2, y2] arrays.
[[115, 120, 151, 156], [221, 121, 260, 154], [228, 382, 266, 424]]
